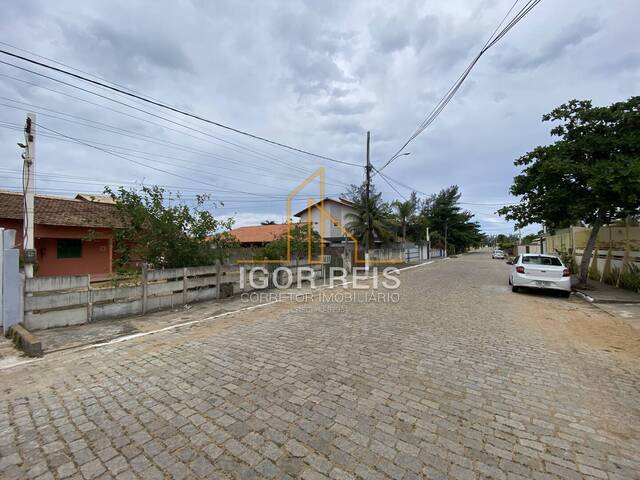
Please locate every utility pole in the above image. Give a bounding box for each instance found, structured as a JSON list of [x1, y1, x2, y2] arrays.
[[364, 131, 371, 270], [444, 218, 448, 258], [426, 226, 430, 260], [21, 113, 36, 278]]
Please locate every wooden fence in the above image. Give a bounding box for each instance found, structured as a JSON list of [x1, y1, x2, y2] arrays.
[[23, 262, 323, 331]]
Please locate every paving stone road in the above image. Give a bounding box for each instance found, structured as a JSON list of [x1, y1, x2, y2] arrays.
[[1, 252, 639, 479]]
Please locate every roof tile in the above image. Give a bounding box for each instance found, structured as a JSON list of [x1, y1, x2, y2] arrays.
[[0, 191, 121, 228]]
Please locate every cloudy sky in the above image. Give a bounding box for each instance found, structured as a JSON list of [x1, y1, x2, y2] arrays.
[[0, 0, 638, 234]]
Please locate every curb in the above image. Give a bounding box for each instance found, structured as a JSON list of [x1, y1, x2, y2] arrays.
[[572, 290, 640, 305], [7, 324, 43, 357], [573, 290, 594, 303]]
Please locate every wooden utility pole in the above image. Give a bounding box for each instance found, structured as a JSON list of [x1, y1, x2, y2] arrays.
[[364, 131, 371, 269]]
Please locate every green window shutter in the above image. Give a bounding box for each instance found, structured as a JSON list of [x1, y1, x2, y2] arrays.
[[57, 239, 82, 258]]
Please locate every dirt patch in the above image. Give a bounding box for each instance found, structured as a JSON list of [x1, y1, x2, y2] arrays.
[[514, 294, 640, 360]]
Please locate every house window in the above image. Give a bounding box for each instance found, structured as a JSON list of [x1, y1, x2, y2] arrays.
[[57, 239, 82, 259]]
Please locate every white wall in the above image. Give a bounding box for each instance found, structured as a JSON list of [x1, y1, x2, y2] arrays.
[[297, 200, 357, 240]]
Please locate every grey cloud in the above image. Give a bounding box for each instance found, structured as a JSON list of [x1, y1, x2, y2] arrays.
[[321, 117, 364, 137], [370, 3, 438, 55], [318, 98, 376, 116], [495, 17, 601, 72], [412, 15, 439, 53], [65, 20, 194, 78], [269, 10, 355, 96], [492, 91, 507, 103], [373, 19, 412, 54]]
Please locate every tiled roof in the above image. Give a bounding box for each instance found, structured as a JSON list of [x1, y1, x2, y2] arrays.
[[0, 191, 122, 228], [292, 197, 356, 217], [229, 224, 289, 244]]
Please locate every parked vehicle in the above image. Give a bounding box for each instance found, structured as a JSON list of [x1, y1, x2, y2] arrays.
[[508, 254, 571, 297], [492, 249, 505, 259]]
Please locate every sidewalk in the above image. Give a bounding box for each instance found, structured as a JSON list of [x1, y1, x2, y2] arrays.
[[573, 279, 640, 304], [573, 279, 640, 330]]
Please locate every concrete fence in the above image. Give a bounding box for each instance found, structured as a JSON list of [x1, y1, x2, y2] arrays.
[[23, 261, 324, 331], [542, 225, 640, 276], [370, 245, 438, 263]]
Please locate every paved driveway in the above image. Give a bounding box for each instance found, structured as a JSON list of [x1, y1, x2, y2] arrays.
[[1, 253, 639, 479]]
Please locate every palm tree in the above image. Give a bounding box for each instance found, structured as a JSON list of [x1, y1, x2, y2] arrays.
[[392, 193, 417, 250], [344, 185, 393, 247]]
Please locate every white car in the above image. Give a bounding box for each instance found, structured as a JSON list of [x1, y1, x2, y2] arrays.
[[492, 250, 505, 259], [508, 253, 571, 297]]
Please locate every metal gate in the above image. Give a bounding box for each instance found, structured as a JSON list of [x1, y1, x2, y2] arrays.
[[1, 229, 22, 333]]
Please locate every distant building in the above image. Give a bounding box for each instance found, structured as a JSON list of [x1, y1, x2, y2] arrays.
[[228, 223, 289, 247], [0, 191, 121, 279], [74, 193, 116, 204], [293, 197, 358, 245]]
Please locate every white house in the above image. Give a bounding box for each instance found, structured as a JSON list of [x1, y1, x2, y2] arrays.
[[293, 197, 358, 244]]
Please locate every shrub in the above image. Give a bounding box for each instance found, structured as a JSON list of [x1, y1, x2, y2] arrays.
[[603, 266, 620, 286], [557, 249, 579, 274], [618, 264, 640, 293]]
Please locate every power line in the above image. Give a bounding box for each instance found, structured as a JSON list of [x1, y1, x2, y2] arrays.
[[377, 0, 542, 173], [372, 167, 407, 201], [35, 122, 282, 199], [0, 48, 361, 167], [0, 86, 315, 176], [0, 116, 351, 191], [0, 70, 326, 176], [369, 166, 517, 207]]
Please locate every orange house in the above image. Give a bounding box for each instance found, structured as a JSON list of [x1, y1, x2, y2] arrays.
[[0, 191, 121, 279]]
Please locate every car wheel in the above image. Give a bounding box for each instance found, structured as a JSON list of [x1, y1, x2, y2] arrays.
[[560, 291, 571, 298], [511, 285, 519, 293]]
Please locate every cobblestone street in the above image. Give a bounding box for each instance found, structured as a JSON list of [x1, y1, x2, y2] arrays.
[[1, 252, 639, 479]]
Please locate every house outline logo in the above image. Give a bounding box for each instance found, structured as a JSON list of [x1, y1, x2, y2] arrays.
[[238, 167, 401, 264]]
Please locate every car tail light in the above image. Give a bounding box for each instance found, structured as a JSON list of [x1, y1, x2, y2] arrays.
[[562, 268, 570, 277], [516, 266, 525, 274]]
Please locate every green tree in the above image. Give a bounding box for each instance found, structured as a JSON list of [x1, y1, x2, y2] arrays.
[[420, 185, 485, 254], [498, 97, 640, 285], [106, 186, 236, 269], [495, 234, 518, 253], [392, 192, 418, 250], [343, 183, 394, 246], [261, 224, 321, 261]]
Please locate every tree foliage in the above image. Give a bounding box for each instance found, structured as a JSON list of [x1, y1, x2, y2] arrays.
[[261, 224, 321, 261], [343, 183, 394, 246], [392, 193, 418, 248], [420, 185, 485, 253], [106, 186, 236, 269], [499, 97, 640, 284], [341, 182, 484, 254]]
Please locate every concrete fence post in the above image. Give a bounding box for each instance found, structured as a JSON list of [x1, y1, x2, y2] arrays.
[[141, 264, 148, 314], [182, 267, 188, 305], [86, 274, 93, 323], [215, 260, 222, 299]]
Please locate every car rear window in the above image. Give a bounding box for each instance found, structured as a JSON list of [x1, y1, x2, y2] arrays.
[[522, 256, 562, 266]]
